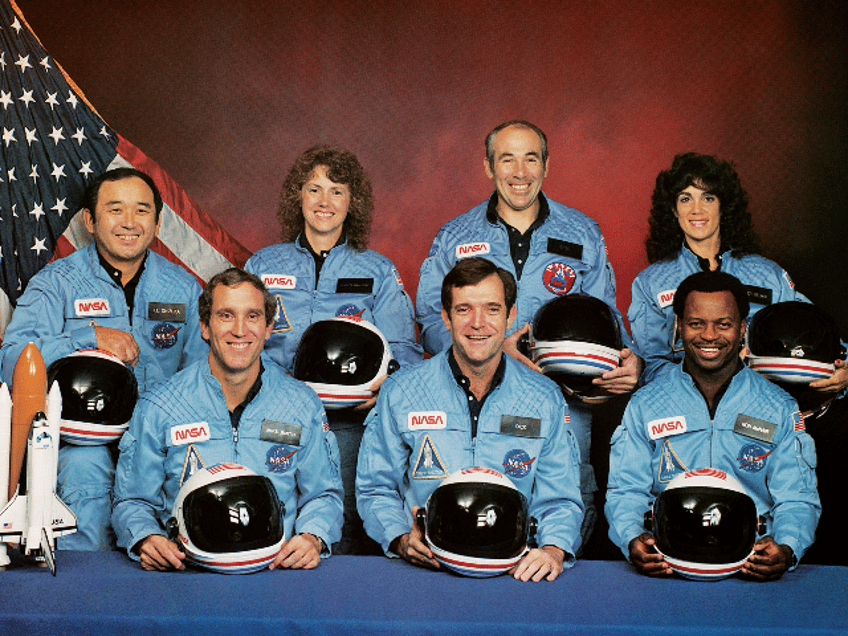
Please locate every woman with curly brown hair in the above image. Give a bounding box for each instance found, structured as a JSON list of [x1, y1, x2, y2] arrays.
[[246, 145, 423, 554], [628, 152, 847, 392]]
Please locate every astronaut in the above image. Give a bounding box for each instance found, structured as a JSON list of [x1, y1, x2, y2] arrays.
[[606, 271, 819, 580], [0, 167, 206, 550], [112, 268, 343, 571], [357, 257, 583, 582]]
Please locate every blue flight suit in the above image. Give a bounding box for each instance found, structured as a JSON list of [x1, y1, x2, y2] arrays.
[[605, 362, 819, 565], [356, 351, 584, 562], [0, 243, 206, 550], [112, 357, 343, 556], [416, 193, 634, 545], [245, 239, 423, 553]]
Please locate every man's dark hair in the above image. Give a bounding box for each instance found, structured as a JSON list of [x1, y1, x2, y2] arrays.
[[199, 268, 276, 327], [277, 145, 373, 251], [672, 270, 750, 320], [485, 120, 549, 170], [646, 152, 760, 263], [83, 167, 164, 222], [440, 257, 517, 313]]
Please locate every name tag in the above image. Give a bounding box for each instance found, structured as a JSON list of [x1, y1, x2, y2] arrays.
[[171, 422, 210, 446], [74, 298, 110, 317], [745, 285, 773, 306], [733, 414, 776, 444], [262, 275, 297, 289], [336, 278, 374, 294], [500, 415, 541, 438], [261, 420, 302, 445], [408, 411, 447, 430], [547, 238, 583, 260], [647, 416, 687, 440], [148, 302, 186, 322]]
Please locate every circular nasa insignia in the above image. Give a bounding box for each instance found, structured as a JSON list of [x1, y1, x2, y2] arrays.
[[335, 304, 365, 319], [151, 322, 180, 349], [542, 262, 577, 294], [266, 444, 298, 474], [737, 442, 771, 473], [502, 449, 534, 479]]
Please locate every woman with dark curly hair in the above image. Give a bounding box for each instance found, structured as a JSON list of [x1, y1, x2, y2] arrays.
[[629, 152, 847, 391], [245, 145, 423, 554]]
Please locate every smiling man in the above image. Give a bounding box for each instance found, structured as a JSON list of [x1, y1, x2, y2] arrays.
[[416, 120, 642, 549], [605, 271, 819, 580], [357, 258, 583, 582], [112, 268, 343, 571], [0, 167, 207, 551]]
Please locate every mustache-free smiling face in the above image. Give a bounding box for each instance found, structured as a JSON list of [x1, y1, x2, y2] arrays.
[[681, 290, 745, 375]]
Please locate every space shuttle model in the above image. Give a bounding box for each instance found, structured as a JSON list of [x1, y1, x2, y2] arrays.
[[0, 342, 76, 575]]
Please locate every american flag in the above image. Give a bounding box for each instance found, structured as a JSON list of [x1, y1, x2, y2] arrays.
[[0, 0, 251, 332]]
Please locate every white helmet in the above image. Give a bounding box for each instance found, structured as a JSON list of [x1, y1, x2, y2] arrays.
[[648, 468, 762, 581], [293, 316, 398, 409], [169, 463, 285, 574], [417, 467, 536, 577]]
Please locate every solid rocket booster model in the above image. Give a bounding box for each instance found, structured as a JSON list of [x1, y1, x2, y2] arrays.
[[0, 343, 77, 574]]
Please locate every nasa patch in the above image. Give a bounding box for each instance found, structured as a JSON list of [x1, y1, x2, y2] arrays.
[[502, 449, 535, 479], [542, 262, 576, 294], [151, 322, 181, 349], [170, 422, 210, 446], [656, 288, 676, 309], [455, 242, 490, 259], [647, 416, 687, 440], [74, 298, 110, 317], [336, 303, 365, 319], [412, 435, 448, 479], [408, 411, 447, 430], [266, 444, 298, 474], [272, 295, 292, 333], [737, 442, 771, 473], [262, 274, 297, 289]]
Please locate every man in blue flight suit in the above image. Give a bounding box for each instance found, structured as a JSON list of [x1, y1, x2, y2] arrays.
[[112, 268, 343, 571], [605, 271, 819, 580], [0, 167, 207, 550], [415, 120, 641, 546], [357, 257, 583, 582]]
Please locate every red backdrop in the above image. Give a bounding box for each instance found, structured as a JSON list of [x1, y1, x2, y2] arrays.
[[17, 0, 848, 333]]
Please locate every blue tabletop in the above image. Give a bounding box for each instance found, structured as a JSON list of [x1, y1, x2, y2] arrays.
[[0, 551, 845, 635]]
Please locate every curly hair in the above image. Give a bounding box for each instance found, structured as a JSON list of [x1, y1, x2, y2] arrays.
[[276, 145, 372, 251], [645, 153, 761, 263]]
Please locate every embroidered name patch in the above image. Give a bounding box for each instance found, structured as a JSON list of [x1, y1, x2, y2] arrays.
[[262, 274, 297, 289], [147, 302, 186, 322], [261, 420, 302, 445], [171, 422, 210, 446], [500, 415, 541, 438], [647, 416, 687, 440], [408, 411, 447, 430], [733, 414, 776, 444], [744, 285, 773, 306], [455, 242, 490, 259], [74, 298, 110, 317]]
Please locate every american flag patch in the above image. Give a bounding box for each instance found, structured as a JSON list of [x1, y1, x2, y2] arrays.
[[793, 411, 805, 432], [564, 414, 571, 424], [322, 414, 330, 432]]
